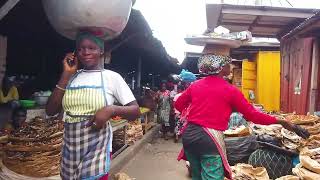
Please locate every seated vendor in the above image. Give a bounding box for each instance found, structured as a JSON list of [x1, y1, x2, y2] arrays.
[[3, 107, 27, 133], [0, 76, 19, 106], [228, 112, 248, 129], [140, 89, 157, 111]]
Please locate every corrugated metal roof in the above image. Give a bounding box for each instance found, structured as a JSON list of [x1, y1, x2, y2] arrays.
[[206, 4, 318, 38], [281, 10, 320, 40]]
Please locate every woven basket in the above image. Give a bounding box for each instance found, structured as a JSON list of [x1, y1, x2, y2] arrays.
[[3, 119, 63, 177]]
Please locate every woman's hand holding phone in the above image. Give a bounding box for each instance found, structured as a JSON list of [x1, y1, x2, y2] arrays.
[[63, 52, 78, 76]]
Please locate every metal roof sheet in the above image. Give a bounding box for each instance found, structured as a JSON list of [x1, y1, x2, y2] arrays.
[[206, 4, 318, 38]]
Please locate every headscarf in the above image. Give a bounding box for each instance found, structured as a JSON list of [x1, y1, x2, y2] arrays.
[[198, 54, 232, 75], [76, 31, 104, 51], [179, 69, 196, 82]]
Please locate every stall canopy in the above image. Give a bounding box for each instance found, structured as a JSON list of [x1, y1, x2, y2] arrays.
[[206, 4, 318, 38]]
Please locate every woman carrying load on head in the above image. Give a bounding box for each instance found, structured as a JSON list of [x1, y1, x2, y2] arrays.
[[174, 46, 309, 180], [46, 31, 140, 180]]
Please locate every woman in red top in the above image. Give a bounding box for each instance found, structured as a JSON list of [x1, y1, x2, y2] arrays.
[[175, 54, 309, 180]]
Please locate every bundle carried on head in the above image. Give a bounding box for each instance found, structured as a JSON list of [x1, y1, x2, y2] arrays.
[[198, 54, 232, 75], [42, 0, 133, 40]]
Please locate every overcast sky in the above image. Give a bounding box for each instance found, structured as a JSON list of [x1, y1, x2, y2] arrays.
[[134, 0, 320, 62]]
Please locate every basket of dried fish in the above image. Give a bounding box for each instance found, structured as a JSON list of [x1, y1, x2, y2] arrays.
[[285, 114, 319, 125], [2, 117, 63, 177]]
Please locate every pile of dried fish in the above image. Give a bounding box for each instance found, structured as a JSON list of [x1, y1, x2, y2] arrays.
[[231, 164, 269, 180], [252, 124, 282, 138], [281, 128, 303, 150], [126, 122, 143, 145], [2, 117, 63, 177], [113, 129, 125, 151], [285, 114, 319, 125]]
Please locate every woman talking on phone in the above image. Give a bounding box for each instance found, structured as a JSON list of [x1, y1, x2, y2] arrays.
[[46, 32, 140, 180]]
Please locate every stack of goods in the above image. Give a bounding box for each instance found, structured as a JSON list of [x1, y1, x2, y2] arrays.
[[230, 163, 269, 180], [126, 121, 143, 145], [281, 128, 303, 151], [252, 114, 320, 152], [252, 113, 320, 179], [286, 114, 319, 125], [292, 135, 320, 179], [275, 175, 299, 180], [225, 114, 255, 165], [2, 117, 63, 177], [224, 125, 251, 137], [286, 114, 320, 135], [112, 129, 125, 152], [252, 124, 282, 138], [0, 131, 9, 150]]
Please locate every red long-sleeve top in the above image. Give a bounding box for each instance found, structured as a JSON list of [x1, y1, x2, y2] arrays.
[[174, 76, 277, 131]]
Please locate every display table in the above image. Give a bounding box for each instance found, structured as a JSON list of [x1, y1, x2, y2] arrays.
[[139, 107, 154, 134], [111, 119, 128, 159]]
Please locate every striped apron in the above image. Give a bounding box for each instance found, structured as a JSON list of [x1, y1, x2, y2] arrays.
[[61, 70, 112, 180]]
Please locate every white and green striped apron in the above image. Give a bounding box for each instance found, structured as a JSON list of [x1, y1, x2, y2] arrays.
[[61, 70, 112, 180]]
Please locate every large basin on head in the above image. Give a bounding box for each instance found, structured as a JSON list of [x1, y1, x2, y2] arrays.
[[42, 0, 133, 40]]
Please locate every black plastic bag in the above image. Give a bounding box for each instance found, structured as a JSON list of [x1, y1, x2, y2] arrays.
[[225, 135, 258, 165]]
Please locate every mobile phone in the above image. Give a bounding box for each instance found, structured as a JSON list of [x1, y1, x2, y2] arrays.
[[67, 51, 75, 67]]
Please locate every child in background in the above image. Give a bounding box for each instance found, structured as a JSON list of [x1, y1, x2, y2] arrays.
[[2, 107, 27, 133]]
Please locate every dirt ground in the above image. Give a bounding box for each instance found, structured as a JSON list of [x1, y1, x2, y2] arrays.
[[120, 134, 190, 180]]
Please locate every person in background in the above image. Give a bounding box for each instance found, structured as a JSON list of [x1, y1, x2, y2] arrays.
[[175, 54, 309, 180], [141, 88, 157, 112], [2, 107, 27, 133], [157, 82, 171, 140], [46, 31, 140, 180], [228, 112, 248, 129], [173, 85, 186, 142], [0, 76, 19, 105]]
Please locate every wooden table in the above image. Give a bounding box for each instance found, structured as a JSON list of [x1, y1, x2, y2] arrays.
[[111, 120, 128, 159]]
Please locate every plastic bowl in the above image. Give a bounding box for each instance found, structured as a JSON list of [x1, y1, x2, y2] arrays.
[[34, 96, 49, 106], [19, 100, 36, 108]]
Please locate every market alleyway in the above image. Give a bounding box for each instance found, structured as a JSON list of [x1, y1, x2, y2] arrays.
[[120, 134, 190, 180]]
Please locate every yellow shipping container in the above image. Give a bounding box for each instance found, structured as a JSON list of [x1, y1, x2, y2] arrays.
[[241, 60, 257, 103], [240, 51, 280, 111], [256, 51, 280, 111]]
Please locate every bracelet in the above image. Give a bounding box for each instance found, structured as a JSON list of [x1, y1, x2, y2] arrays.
[[55, 85, 66, 91], [110, 105, 116, 117]]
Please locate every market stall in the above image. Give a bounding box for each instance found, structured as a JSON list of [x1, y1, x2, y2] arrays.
[[224, 110, 320, 179]]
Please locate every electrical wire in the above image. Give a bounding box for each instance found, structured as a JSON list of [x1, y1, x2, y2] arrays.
[[285, 0, 293, 7], [278, 0, 283, 6]]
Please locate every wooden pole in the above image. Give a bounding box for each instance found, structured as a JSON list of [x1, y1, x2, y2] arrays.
[[308, 40, 319, 114], [0, 0, 20, 21], [137, 57, 142, 89], [0, 35, 7, 87]]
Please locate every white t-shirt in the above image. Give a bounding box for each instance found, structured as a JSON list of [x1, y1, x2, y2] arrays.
[[69, 70, 136, 106]]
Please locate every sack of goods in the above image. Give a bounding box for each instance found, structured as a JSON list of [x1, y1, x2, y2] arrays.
[[225, 124, 257, 165], [293, 136, 320, 179], [42, 0, 133, 40], [1, 117, 63, 178]]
